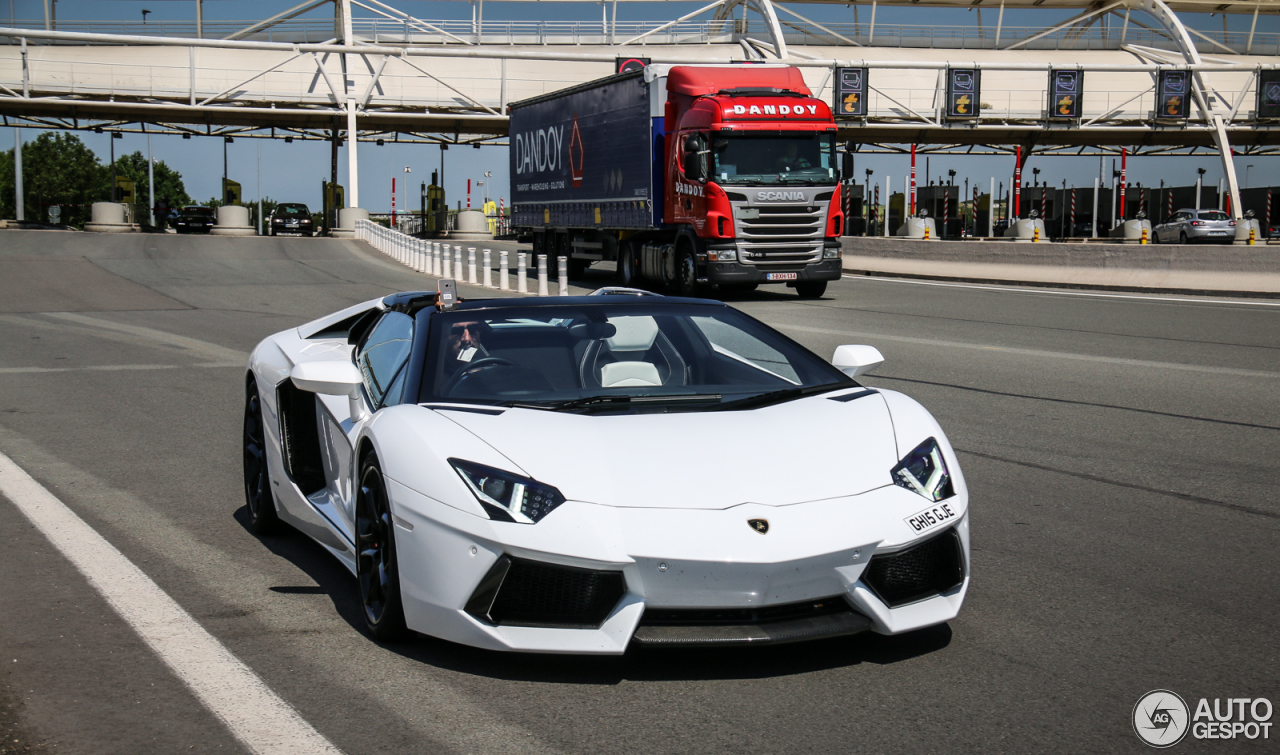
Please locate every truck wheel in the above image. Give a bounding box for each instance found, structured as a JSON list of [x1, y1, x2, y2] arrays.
[[672, 247, 701, 298], [568, 258, 588, 279], [616, 242, 637, 286], [795, 281, 827, 299]]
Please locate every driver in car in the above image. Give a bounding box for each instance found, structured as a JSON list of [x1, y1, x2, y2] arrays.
[[445, 320, 489, 375], [776, 141, 812, 172]]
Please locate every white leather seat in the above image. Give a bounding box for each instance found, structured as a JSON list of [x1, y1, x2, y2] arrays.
[[600, 361, 663, 388]]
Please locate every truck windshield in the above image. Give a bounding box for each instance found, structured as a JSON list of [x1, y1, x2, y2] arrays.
[[712, 133, 836, 186], [419, 303, 854, 411]]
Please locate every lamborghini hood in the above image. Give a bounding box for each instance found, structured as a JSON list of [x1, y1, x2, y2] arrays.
[[433, 391, 898, 510]]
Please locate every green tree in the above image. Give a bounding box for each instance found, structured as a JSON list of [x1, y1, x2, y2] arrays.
[[0, 131, 108, 227], [112, 151, 192, 218]]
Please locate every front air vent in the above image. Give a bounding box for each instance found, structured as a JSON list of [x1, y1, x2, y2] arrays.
[[641, 596, 851, 626], [465, 556, 626, 629], [863, 529, 965, 608], [276, 381, 326, 496]]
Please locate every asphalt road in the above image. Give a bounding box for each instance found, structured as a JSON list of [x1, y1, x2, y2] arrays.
[[0, 229, 1276, 754]]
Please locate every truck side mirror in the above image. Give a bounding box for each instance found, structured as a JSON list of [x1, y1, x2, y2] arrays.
[[841, 151, 854, 181], [684, 135, 700, 153]]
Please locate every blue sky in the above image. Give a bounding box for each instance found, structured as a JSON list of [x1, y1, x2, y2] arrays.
[[4, 0, 1278, 210]]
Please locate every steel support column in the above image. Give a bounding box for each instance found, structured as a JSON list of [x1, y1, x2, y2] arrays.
[[1141, 0, 1242, 219]]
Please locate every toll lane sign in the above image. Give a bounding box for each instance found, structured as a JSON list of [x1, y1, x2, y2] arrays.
[[1049, 69, 1082, 121], [1257, 70, 1280, 120], [1157, 70, 1190, 120], [834, 67, 868, 118], [946, 68, 981, 121]]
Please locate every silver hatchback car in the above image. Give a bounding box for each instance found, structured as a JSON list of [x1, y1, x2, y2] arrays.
[[1154, 208, 1236, 244]]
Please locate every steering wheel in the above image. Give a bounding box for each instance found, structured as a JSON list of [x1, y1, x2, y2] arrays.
[[442, 357, 517, 395]]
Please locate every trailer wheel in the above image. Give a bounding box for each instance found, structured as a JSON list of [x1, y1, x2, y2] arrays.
[[616, 242, 637, 286]]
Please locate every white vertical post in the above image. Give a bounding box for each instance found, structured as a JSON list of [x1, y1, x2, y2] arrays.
[[517, 252, 528, 293], [1195, 176, 1202, 212], [883, 175, 891, 237], [433, 242, 442, 276], [989, 177, 996, 237], [454, 246, 463, 279], [14, 129, 23, 221], [483, 249, 493, 287], [557, 255, 568, 295], [537, 255, 549, 296], [346, 101, 359, 210], [1092, 177, 1099, 238], [499, 251, 510, 290], [1218, 178, 1225, 210], [443, 244, 452, 278], [467, 247, 477, 284]]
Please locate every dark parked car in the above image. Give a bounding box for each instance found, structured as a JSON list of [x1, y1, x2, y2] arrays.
[[269, 203, 314, 236], [173, 206, 215, 234]]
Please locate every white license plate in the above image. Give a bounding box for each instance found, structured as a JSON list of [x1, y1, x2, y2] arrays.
[[766, 272, 798, 281], [1209, 231, 1227, 235], [904, 502, 960, 534]]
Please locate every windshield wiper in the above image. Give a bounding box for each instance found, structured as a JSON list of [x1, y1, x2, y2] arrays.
[[709, 383, 849, 411], [504, 393, 724, 412]]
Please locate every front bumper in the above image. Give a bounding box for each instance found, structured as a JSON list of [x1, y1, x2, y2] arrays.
[[704, 256, 843, 285], [388, 478, 970, 654]]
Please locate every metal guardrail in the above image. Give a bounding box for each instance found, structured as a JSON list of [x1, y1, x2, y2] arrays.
[[5, 17, 1276, 54], [356, 218, 563, 295]]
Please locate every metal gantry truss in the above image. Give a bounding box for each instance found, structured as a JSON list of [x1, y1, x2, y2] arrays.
[[0, 0, 1277, 214]]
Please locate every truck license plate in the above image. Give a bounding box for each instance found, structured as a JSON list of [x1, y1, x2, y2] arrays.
[[767, 272, 798, 281]]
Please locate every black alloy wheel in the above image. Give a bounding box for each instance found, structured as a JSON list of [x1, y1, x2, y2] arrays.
[[672, 247, 700, 297], [243, 378, 279, 534], [355, 453, 408, 640], [795, 281, 827, 299]]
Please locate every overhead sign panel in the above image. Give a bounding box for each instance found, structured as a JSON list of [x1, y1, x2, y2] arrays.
[[1048, 69, 1082, 121], [834, 67, 868, 118], [946, 68, 980, 121], [1156, 70, 1190, 120], [1257, 70, 1280, 120]]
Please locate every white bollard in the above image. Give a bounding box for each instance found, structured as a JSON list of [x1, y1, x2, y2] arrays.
[[454, 246, 463, 280], [557, 255, 568, 296], [433, 242, 442, 276], [442, 244, 452, 278], [483, 250, 493, 288], [500, 251, 510, 291], [468, 247, 477, 285], [417, 240, 426, 272], [537, 254, 549, 296], [517, 252, 528, 293]]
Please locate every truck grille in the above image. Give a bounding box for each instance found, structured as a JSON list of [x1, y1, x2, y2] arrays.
[[733, 202, 824, 265]]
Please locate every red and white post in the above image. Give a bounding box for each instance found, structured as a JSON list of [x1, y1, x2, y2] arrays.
[[391, 177, 397, 225], [1119, 147, 1127, 221], [910, 144, 917, 216], [1014, 146, 1023, 219]]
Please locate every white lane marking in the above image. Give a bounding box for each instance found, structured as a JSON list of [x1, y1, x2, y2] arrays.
[[44, 312, 250, 363], [0, 451, 345, 755], [776, 323, 1280, 379], [0, 363, 243, 375], [840, 275, 1280, 307]]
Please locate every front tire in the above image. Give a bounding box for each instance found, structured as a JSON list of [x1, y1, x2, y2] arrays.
[[672, 246, 701, 297], [355, 452, 408, 641], [795, 281, 827, 299], [243, 378, 279, 535], [616, 241, 637, 286]]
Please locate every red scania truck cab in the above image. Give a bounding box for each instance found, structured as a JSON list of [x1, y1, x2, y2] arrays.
[[508, 64, 844, 298]]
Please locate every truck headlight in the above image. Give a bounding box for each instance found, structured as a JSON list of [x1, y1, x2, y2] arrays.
[[823, 247, 841, 260], [891, 438, 955, 502], [449, 459, 566, 523], [709, 249, 737, 262]]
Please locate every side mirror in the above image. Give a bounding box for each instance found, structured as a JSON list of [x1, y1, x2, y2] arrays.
[[841, 151, 854, 181], [683, 135, 700, 153], [832, 345, 884, 377], [291, 360, 363, 397]]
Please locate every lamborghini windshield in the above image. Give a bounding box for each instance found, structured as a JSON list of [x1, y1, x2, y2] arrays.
[[419, 303, 852, 411], [712, 132, 837, 186]]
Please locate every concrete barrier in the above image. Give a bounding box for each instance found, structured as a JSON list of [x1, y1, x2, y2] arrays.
[[895, 217, 937, 239], [332, 208, 369, 239], [840, 236, 1280, 296], [1234, 219, 1262, 245], [1003, 218, 1048, 242], [452, 209, 493, 241], [84, 202, 136, 233], [1108, 218, 1154, 244], [210, 205, 256, 237]]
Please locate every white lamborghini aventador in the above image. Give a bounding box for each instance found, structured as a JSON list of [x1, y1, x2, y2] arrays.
[[242, 289, 969, 653]]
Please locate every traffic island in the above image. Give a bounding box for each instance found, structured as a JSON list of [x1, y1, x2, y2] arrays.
[[331, 208, 369, 238], [209, 206, 257, 236], [840, 236, 1280, 296], [83, 202, 138, 233]]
